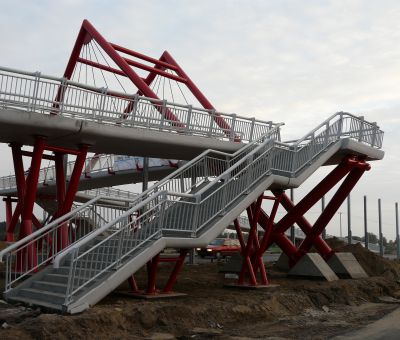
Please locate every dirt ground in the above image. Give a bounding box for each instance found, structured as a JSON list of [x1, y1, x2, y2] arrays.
[[1, 239, 400, 339]]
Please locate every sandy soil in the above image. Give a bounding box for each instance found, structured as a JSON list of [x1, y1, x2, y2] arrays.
[[0, 240, 400, 339]]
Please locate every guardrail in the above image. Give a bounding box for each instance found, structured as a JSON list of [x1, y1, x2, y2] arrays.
[[0, 66, 279, 142], [0, 197, 130, 291], [58, 112, 382, 303], [0, 112, 384, 305]]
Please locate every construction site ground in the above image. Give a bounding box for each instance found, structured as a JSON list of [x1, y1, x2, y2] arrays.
[[1, 239, 400, 340]]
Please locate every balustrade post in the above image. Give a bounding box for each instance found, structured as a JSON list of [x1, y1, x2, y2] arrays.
[[30, 72, 41, 112], [358, 116, 365, 142]]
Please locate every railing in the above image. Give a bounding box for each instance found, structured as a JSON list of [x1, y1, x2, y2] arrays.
[[0, 197, 130, 291], [80, 187, 138, 200], [0, 154, 115, 191], [0, 112, 383, 305], [58, 112, 382, 303], [0, 66, 278, 142], [0, 153, 176, 192]]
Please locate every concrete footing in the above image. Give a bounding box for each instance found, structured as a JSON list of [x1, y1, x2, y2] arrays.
[[327, 252, 368, 279], [275, 253, 290, 271], [288, 253, 339, 281]]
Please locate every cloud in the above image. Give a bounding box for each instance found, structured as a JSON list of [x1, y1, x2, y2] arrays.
[[0, 0, 399, 238]]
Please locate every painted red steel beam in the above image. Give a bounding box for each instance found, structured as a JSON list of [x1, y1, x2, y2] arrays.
[[295, 165, 369, 259], [5, 197, 13, 241], [238, 196, 263, 285], [59, 145, 89, 216], [80, 20, 184, 127], [163, 249, 188, 293], [20, 137, 45, 238], [110, 42, 179, 71], [161, 51, 237, 140], [21, 151, 55, 161], [127, 275, 139, 293], [273, 192, 334, 260], [256, 209, 298, 262], [77, 58, 126, 77], [123, 57, 187, 83], [46, 145, 82, 156], [233, 219, 246, 250], [146, 253, 160, 294], [8, 203, 21, 237], [272, 156, 356, 235], [19, 137, 45, 269], [55, 152, 68, 250]]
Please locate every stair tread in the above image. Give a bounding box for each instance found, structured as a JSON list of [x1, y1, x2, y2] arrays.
[[9, 295, 62, 311], [35, 280, 67, 287], [20, 287, 66, 298]]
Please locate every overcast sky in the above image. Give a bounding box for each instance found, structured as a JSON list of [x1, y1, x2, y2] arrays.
[[0, 0, 399, 240]]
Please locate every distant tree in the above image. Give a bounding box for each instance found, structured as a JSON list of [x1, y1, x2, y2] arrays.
[[352, 235, 362, 241], [362, 232, 378, 244]]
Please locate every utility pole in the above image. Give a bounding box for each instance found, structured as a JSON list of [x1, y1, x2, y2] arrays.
[[290, 188, 295, 244], [339, 211, 343, 238], [396, 202, 399, 260], [347, 194, 352, 245], [378, 198, 383, 257], [364, 195, 369, 249]]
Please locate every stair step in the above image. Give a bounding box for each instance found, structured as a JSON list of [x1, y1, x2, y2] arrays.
[[8, 295, 62, 311], [19, 287, 66, 305], [43, 273, 69, 284], [32, 280, 68, 294]]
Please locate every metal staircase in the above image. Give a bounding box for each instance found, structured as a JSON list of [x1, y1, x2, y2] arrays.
[[0, 112, 383, 313]]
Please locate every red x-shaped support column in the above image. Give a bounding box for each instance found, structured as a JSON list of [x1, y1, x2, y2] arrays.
[[256, 155, 370, 267], [5, 139, 89, 271], [232, 193, 282, 287], [127, 249, 188, 296]]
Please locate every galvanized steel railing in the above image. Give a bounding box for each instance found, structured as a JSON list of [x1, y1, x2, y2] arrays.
[[0, 66, 278, 142], [80, 187, 138, 200], [0, 197, 130, 291], [56, 112, 382, 304], [0, 112, 383, 305], [0, 153, 115, 191], [0, 153, 174, 193]]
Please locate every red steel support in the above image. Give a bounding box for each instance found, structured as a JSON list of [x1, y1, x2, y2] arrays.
[[127, 275, 139, 293], [295, 165, 368, 260], [63, 20, 235, 134], [4, 197, 13, 242], [162, 51, 238, 140], [146, 253, 161, 294], [18, 137, 46, 269], [250, 156, 371, 267], [234, 193, 283, 287], [163, 249, 188, 293], [58, 145, 88, 217], [20, 137, 45, 239], [55, 152, 68, 250]]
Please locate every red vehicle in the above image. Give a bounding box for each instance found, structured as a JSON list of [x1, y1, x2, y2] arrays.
[[196, 238, 241, 259]]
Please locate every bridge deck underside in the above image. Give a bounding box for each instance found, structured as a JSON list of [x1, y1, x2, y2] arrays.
[[0, 108, 243, 160]]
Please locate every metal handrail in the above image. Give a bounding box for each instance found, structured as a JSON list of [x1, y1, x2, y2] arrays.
[[0, 66, 279, 143], [0, 195, 132, 291], [0, 112, 384, 304], [55, 112, 382, 303]]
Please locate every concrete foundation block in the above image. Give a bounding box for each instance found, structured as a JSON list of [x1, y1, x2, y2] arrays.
[[275, 253, 290, 271], [288, 253, 339, 281], [327, 252, 368, 279]]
